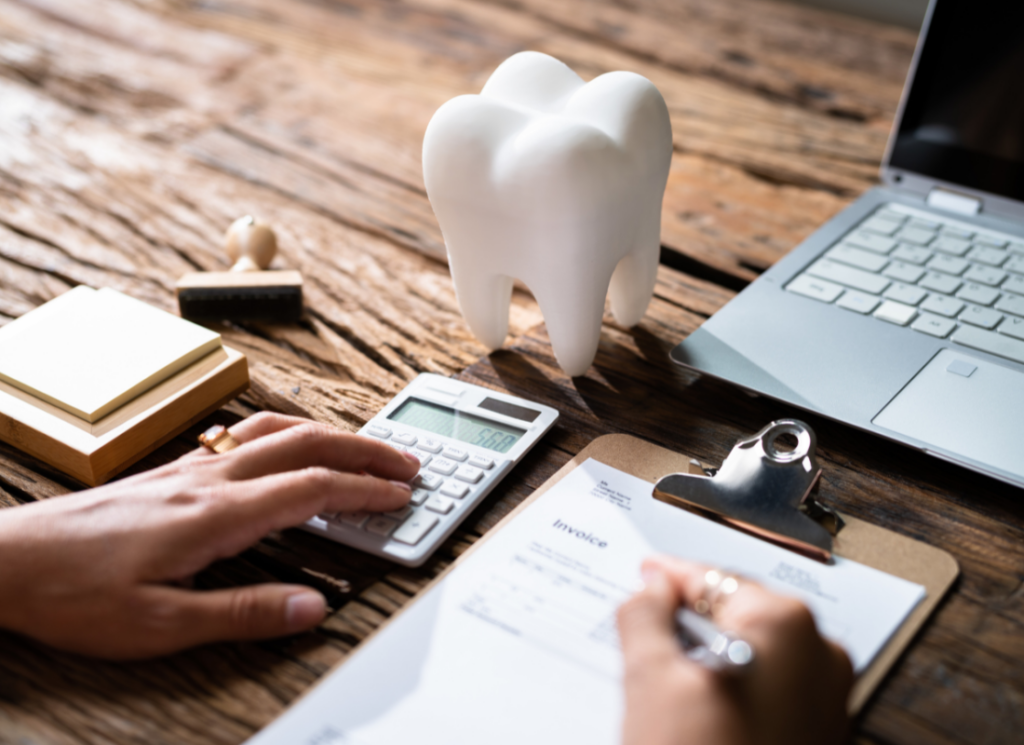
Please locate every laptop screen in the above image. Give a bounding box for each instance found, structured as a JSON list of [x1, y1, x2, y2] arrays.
[[889, 0, 1024, 201]]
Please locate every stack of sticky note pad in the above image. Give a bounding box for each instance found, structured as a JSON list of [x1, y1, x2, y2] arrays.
[[0, 287, 249, 484]]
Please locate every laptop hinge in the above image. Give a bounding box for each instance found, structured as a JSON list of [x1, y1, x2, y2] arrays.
[[926, 188, 982, 216]]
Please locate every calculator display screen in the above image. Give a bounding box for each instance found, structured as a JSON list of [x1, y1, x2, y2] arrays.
[[388, 398, 526, 453]]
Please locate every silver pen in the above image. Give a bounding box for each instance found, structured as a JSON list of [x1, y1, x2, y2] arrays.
[[676, 607, 755, 673]]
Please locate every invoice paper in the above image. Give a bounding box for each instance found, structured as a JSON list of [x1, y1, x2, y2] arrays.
[[249, 459, 925, 745]]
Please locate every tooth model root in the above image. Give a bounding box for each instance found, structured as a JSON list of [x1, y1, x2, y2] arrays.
[[424, 51, 673, 377], [448, 261, 514, 351], [609, 231, 661, 327]]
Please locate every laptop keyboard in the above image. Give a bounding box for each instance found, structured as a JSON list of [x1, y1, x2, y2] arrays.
[[785, 203, 1024, 364]]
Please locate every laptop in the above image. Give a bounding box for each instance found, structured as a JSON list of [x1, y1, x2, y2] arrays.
[[669, 0, 1024, 488]]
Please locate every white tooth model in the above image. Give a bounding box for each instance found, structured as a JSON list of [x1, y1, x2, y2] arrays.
[[422, 51, 673, 377]]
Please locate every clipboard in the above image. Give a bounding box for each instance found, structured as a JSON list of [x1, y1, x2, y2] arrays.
[[249, 426, 959, 744], [522, 430, 959, 714]]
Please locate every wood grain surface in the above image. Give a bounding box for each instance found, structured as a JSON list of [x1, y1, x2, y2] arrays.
[[0, 1, 1020, 744]]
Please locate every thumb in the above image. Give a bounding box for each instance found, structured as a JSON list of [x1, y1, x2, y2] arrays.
[[617, 562, 682, 673], [138, 583, 327, 654]]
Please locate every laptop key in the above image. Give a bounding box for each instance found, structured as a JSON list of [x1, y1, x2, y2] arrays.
[[998, 317, 1024, 341], [920, 295, 965, 318], [995, 293, 1024, 318], [875, 208, 908, 223], [836, 290, 880, 314], [896, 227, 937, 245], [911, 313, 956, 338], [957, 283, 1000, 306], [806, 259, 890, 294], [860, 216, 902, 236], [918, 272, 962, 295], [891, 244, 932, 264], [845, 231, 897, 255], [974, 235, 1009, 249], [940, 227, 974, 240], [960, 305, 1003, 330], [931, 236, 972, 256], [883, 261, 925, 283], [827, 244, 888, 272], [1000, 275, 1024, 295], [926, 255, 969, 275], [963, 265, 1007, 286], [1005, 256, 1024, 273], [785, 273, 844, 303], [966, 246, 1008, 266], [874, 300, 917, 326], [883, 283, 926, 306], [952, 325, 1024, 364]]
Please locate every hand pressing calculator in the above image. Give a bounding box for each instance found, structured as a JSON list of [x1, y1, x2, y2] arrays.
[[301, 374, 559, 566]]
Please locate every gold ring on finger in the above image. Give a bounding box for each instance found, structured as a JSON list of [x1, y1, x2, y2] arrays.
[[198, 424, 241, 453], [694, 569, 742, 617]]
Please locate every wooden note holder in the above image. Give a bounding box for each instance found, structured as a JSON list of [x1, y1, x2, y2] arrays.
[[0, 346, 249, 486]]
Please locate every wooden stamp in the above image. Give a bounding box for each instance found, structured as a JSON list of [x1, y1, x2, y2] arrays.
[[176, 216, 303, 322]]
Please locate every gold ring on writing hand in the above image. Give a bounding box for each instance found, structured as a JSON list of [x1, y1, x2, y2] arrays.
[[694, 569, 742, 617], [198, 424, 241, 454]]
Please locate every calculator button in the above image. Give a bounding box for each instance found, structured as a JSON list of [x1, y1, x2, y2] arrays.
[[416, 472, 444, 490], [410, 449, 433, 467], [410, 488, 431, 506], [428, 458, 458, 476], [366, 424, 392, 439], [392, 432, 418, 446], [417, 437, 443, 454], [385, 505, 413, 519], [440, 482, 470, 499], [441, 446, 469, 462], [338, 512, 369, 528], [468, 455, 494, 470], [365, 515, 399, 536], [426, 495, 455, 514], [392, 513, 440, 546], [454, 465, 484, 484]]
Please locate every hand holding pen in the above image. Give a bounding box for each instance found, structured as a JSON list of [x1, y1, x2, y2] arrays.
[[616, 556, 853, 745]]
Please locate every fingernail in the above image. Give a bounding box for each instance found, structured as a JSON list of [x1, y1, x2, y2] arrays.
[[390, 480, 412, 493], [641, 563, 665, 585], [403, 451, 421, 464], [285, 591, 326, 632]]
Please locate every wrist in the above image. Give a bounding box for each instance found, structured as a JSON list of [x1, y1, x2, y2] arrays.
[[0, 508, 27, 631]]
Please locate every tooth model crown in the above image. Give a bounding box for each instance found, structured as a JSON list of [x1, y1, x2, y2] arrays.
[[423, 51, 673, 377]]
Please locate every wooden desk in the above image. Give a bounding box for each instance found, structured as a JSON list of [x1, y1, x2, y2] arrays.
[[0, 1, 1019, 743]]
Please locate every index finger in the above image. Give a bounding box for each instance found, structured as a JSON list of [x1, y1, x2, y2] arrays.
[[219, 422, 421, 483]]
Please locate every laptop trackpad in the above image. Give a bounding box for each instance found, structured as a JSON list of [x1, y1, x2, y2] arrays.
[[873, 349, 1024, 480]]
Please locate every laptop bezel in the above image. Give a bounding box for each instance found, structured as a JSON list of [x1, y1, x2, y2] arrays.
[[880, 0, 1024, 223]]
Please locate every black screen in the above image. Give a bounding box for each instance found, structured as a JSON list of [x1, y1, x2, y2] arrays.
[[889, 1, 1024, 199]]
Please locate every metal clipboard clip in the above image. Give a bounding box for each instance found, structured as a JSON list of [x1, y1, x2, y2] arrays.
[[653, 419, 844, 563]]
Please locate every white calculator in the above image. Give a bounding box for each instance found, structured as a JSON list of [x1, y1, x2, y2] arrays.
[[301, 374, 559, 566]]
